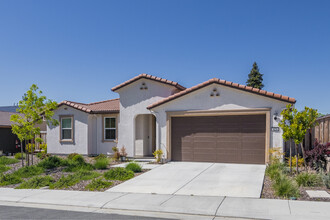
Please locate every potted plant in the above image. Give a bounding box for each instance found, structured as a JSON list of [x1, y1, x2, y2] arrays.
[[152, 149, 163, 164], [120, 146, 127, 162]]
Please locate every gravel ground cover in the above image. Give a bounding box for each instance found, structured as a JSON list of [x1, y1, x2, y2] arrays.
[[0, 155, 150, 191]]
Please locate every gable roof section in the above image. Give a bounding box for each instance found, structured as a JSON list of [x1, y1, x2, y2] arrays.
[[147, 78, 296, 109], [111, 73, 186, 92], [58, 98, 120, 114], [0, 111, 23, 127]]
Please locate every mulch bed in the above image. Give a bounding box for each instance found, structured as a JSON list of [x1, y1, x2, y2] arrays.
[[1, 155, 150, 192], [261, 175, 330, 202]]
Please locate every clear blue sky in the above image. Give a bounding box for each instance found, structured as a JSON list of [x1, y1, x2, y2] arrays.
[[0, 0, 329, 114]]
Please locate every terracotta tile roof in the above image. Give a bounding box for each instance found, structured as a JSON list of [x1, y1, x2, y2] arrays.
[[58, 98, 120, 114], [147, 78, 296, 109], [111, 73, 186, 92]]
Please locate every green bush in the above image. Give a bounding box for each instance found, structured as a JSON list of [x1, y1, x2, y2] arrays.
[[94, 158, 109, 170], [14, 153, 26, 160], [50, 174, 78, 189], [272, 174, 300, 198], [94, 154, 107, 160], [0, 173, 22, 186], [74, 170, 100, 180], [13, 165, 44, 178], [125, 162, 142, 173], [36, 152, 49, 160], [0, 156, 19, 165], [16, 176, 54, 189], [104, 167, 134, 181], [85, 178, 112, 191], [67, 153, 79, 160], [0, 165, 10, 173], [72, 154, 85, 164], [295, 172, 323, 187], [37, 156, 63, 169], [62, 159, 94, 172], [321, 173, 330, 189], [265, 163, 286, 181]]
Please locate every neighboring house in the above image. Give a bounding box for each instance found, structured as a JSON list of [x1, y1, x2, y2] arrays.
[[0, 106, 47, 154], [47, 74, 296, 164], [0, 107, 20, 154]]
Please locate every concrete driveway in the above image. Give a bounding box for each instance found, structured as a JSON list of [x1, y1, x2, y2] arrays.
[[107, 162, 266, 198]]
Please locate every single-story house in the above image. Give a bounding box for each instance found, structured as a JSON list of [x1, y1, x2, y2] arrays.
[[47, 74, 296, 164]]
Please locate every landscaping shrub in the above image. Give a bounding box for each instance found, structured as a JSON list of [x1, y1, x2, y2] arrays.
[[13, 165, 44, 178], [50, 174, 79, 189], [50, 171, 99, 189], [0, 165, 10, 173], [94, 154, 106, 160], [85, 178, 112, 191], [0, 156, 19, 165], [286, 156, 304, 168], [0, 173, 22, 186], [153, 149, 163, 163], [62, 159, 94, 172], [67, 153, 79, 160], [125, 162, 142, 173], [14, 153, 26, 160], [269, 147, 284, 164], [36, 152, 49, 160], [16, 176, 54, 189], [37, 156, 63, 169], [74, 170, 100, 180], [295, 172, 323, 187], [94, 158, 109, 170], [112, 147, 120, 160], [320, 173, 330, 189], [272, 174, 300, 198], [265, 163, 286, 181], [104, 167, 134, 181], [305, 140, 330, 171], [72, 154, 85, 164]]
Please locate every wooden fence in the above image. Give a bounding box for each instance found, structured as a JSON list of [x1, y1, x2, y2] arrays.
[[313, 115, 330, 144]]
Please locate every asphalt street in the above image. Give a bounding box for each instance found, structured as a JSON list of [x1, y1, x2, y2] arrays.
[[0, 205, 175, 220]]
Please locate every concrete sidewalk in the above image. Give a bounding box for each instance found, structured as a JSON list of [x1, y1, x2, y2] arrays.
[[0, 188, 329, 219]]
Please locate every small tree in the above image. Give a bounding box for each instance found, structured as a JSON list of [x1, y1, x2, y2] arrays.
[[279, 105, 294, 174], [246, 62, 264, 89], [11, 84, 59, 166], [280, 106, 318, 173]]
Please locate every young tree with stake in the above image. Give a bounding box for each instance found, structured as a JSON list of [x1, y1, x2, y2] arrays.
[[11, 84, 59, 166]]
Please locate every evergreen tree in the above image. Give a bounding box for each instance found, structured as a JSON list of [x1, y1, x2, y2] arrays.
[[246, 62, 264, 89]]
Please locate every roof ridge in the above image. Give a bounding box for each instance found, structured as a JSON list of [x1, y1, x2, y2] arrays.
[[147, 78, 296, 109], [111, 73, 186, 92], [87, 98, 119, 105]]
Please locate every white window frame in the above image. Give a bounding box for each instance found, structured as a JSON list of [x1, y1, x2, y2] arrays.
[[60, 116, 73, 141], [104, 117, 116, 141]]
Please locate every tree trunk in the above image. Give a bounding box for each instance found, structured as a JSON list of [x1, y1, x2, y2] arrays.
[[289, 140, 292, 174], [20, 141, 24, 167], [300, 142, 307, 170], [31, 141, 34, 165], [295, 143, 299, 173]]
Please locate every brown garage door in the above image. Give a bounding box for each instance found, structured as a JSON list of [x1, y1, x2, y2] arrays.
[[171, 115, 266, 164]]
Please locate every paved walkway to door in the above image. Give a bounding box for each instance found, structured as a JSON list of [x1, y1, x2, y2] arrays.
[[107, 162, 266, 198]]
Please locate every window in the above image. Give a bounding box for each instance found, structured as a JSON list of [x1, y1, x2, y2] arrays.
[[60, 116, 73, 141], [104, 117, 116, 140]]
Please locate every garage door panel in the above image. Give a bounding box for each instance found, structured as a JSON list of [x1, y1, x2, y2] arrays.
[[171, 115, 266, 164]]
